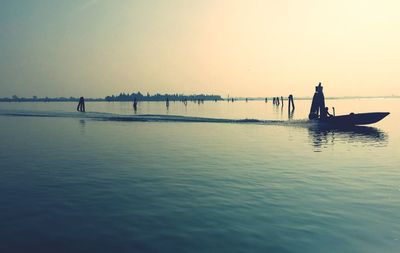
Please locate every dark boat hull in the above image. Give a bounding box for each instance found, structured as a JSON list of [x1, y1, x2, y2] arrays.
[[317, 112, 390, 126]]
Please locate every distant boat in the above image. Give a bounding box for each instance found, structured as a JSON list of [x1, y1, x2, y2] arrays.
[[316, 112, 389, 126]]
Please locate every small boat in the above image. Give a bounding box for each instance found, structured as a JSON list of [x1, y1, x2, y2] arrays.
[[308, 83, 390, 126], [317, 112, 390, 126]]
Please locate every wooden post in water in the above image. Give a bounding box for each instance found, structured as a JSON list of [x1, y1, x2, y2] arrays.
[[288, 94, 295, 119], [288, 94, 295, 111], [77, 97, 85, 112], [133, 98, 138, 112]]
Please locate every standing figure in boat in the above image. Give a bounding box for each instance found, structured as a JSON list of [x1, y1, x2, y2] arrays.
[[308, 83, 327, 120]]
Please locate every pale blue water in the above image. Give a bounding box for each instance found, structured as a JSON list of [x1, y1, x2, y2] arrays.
[[0, 99, 399, 252]]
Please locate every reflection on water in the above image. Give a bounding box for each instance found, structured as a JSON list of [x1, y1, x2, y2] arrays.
[[0, 100, 399, 253], [79, 119, 86, 134], [308, 123, 388, 151], [288, 109, 295, 120]]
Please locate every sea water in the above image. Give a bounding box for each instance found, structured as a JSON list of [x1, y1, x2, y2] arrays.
[[0, 99, 399, 252]]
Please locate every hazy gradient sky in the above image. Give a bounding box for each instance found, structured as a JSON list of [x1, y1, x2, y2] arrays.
[[1, 0, 400, 97]]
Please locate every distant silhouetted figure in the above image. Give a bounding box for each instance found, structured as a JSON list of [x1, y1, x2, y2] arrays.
[[281, 96, 283, 105], [231, 98, 234, 102], [166, 97, 170, 108], [133, 98, 138, 111], [77, 97, 85, 112], [246, 98, 248, 102], [265, 97, 268, 103]]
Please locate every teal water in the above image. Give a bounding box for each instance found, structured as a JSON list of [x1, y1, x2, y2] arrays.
[[0, 99, 399, 252]]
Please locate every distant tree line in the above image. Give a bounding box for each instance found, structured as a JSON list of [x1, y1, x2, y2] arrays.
[[105, 92, 223, 102], [0, 92, 223, 102]]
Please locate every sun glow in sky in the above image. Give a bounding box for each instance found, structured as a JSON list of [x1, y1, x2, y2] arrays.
[[1, 0, 400, 97]]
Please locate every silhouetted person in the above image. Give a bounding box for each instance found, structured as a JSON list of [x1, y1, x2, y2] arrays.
[[309, 82, 326, 120], [166, 97, 170, 108], [323, 107, 333, 118], [281, 96, 283, 105], [77, 97, 85, 112], [246, 98, 248, 102], [265, 97, 268, 103], [133, 98, 138, 111]]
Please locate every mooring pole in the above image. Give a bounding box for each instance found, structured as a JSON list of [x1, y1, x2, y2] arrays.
[[288, 94, 295, 111]]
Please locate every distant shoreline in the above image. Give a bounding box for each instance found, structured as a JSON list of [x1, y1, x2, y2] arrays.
[[0, 93, 223, 102], [0, 96, 398, 102]]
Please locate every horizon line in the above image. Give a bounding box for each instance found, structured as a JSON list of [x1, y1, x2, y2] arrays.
[[1, 95, 400, 102]]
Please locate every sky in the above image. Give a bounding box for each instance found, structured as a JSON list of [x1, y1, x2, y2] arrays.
[[1, 0, 400, 98]]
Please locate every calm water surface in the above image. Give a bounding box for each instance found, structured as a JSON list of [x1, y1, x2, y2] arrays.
[[0, 99, 399, 252]]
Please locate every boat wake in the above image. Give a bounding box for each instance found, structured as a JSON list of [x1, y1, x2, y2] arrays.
[[0, 109, 309, 126], [0, 109, 387, 146]]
